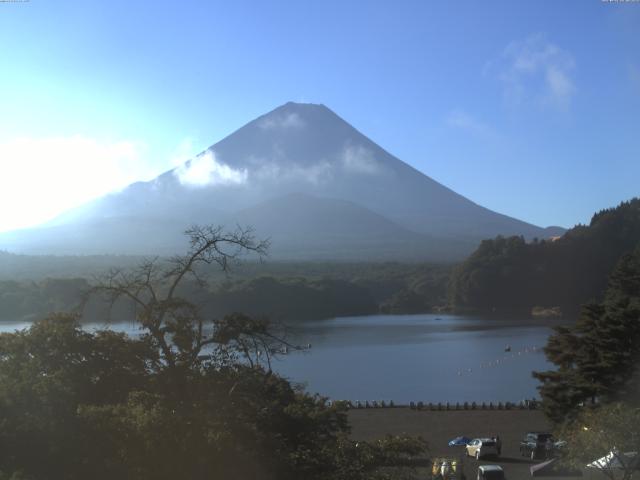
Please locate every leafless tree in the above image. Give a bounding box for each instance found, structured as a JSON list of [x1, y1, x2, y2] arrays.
[[86, 225, 292, 370]]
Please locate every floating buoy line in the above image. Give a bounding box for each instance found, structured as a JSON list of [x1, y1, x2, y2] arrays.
[[456, 345, 541, 377]]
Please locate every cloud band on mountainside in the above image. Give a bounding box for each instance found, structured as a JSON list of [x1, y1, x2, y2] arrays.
[[242, 144, 384, 185], [259, 112, 306, 130], [173, 152, 248, 187], [341, 145, 382, 175]]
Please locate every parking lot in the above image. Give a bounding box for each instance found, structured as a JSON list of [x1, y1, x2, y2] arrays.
[[348, 407, 638, 479]]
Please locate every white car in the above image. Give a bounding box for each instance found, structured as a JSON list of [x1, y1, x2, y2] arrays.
[[466, 438, 499, 460], [477, 465, 504, 480]]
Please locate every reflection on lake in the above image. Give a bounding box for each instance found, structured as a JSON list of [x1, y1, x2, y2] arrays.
[[0, 314, 561, 403]]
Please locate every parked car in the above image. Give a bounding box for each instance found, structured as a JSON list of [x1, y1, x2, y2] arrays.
[[477, 465, 504, 480], [519, 432, 554, 460], [466, 438, 499, 460]]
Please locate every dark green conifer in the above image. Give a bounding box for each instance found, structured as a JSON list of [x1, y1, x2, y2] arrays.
[[534, 245, 640, 423]]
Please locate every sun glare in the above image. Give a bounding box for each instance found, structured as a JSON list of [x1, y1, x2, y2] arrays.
[[0, 136, 161, 232]]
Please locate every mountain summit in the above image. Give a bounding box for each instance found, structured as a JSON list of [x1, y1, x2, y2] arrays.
[[0, 102, 563, 259]]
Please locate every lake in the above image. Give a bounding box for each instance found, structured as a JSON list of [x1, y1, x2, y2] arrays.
[[0, 313, 561, 404]]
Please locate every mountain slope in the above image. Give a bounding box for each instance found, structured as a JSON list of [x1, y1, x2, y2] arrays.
[[0, 102, 563, 260], [222, 193, 475, 260], [184, 101, 560, 239], [0, 194, 474, 260]]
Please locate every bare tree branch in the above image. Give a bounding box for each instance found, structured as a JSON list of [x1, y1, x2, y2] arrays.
[[85, 224, 271, 371]]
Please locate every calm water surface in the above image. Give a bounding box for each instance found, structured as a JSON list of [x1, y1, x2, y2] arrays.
[[0, 314, 560, 403]]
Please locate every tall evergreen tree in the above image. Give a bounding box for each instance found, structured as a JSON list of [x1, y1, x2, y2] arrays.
[[534, 245, 640, 423]]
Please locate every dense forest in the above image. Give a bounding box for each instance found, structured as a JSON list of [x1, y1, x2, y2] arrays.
[[4, 198, 640, 325], [448, 198, 640, 316], [0, 257, 451, 323]]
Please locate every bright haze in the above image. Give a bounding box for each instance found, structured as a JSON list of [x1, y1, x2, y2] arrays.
[[0, 1, 638, 238]]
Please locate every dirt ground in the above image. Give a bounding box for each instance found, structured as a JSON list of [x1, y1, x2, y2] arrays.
[[348, 407, 638, 480]]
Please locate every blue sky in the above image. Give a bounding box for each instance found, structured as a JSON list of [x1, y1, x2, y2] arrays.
[[0, 0, 638, 231]]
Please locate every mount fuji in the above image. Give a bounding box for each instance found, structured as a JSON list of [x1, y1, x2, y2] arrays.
[[0, 102, 563, 260]]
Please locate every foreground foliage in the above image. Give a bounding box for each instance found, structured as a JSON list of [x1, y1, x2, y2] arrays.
[[557, 403, 640, 480], [533, 241, 640, 479], [0, 226, 427, 479], [0, 315, 427, 480], [533, 245, 640, 423]]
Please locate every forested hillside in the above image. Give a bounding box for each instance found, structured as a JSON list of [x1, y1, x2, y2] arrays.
[[0, 261, 451, 323], [448, 198, 640, 315]]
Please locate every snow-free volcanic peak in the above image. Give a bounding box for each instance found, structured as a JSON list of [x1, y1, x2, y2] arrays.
[[0, 102, 563, 259]]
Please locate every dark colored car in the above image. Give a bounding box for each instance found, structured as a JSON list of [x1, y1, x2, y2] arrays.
[[477, 465, 505, 480], [519, 432, 554, 460]]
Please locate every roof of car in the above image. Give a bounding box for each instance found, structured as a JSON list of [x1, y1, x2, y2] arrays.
[[477, 438, 496, 442], [479, 465, 504, 472]]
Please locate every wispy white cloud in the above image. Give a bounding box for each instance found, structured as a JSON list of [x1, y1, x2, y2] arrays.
[[249, 159, 333, 185], [341, 145, 382, 175], [173, 151, 248, 187], [240, 144, 383, 187], [168, 137, 199, 168], [0, 136, 153, 232], [259, 112, 306, 130], [289, 162, 334, 184], [487, 34, 576, 110], [446, 109, 500, 141]]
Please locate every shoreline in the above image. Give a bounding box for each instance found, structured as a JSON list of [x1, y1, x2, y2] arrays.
[[349, 407, 552, 443]]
